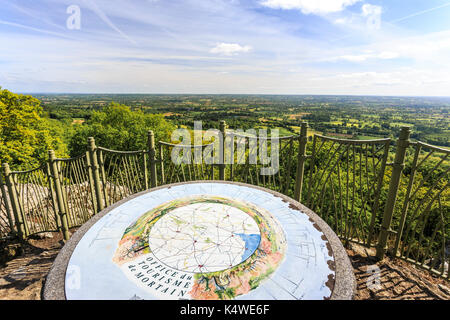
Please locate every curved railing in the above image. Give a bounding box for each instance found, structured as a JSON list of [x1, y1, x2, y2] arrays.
[[0, 172, 14, 239], [0, 123, 448, 280], [225, 131, 300, 196], [391, 141, 449, 279], [304, 134, 392, 247], [97, 147, 148, 208], [54, 153, 94, 229], [158, 141, 216, 184], [6, 163, 57, 237]]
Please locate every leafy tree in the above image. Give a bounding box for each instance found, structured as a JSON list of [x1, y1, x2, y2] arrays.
[[0, 88, 67, 170], [68, 103, 175, 156]]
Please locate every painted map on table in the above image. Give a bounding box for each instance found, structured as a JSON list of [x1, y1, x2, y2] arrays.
[[112, 196, 286, 300], [65, 183, 336, 300]]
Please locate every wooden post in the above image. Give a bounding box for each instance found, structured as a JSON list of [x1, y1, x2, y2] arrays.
[[219, 120, 226, 180], [48, 151, 70, 241], [88, 137, 104, 212], [294, 122, 308, 202], [367, 141, 391, 247], [2, 163, 26, 239], [143, 151, 149, 190], [97, 150, 110, 208], [0, 167, 17, 235], [148, 131, 158, 188], [45, 162, 61, 232], [57, 160, 69, 216], [85, 151, 98, 214], [376, 127, 411, 260], [159, 144, 165, 185]]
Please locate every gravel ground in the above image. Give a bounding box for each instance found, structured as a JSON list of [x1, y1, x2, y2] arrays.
[[0, 234, 66, 300], [0, 235, 449, 300], [346, 243, 450, 300]]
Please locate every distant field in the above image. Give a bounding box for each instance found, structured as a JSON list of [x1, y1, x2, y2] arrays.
[[37, 94, 450, 148], [356, 135, 381, 140], [72, 118, 85, 125], [259, 126, 295, 137]]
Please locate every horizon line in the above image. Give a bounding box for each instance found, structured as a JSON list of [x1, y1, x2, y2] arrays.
[[16, 92, 450, 99]]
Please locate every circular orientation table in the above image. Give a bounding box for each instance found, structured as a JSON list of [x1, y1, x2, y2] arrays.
[[44, 181, 355, 300]]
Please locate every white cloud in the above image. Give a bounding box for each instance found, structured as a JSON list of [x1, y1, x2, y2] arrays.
[[334, 17, 352, 24], [334, 51, 399, 62], [377, 51, 398, 59], [260, 0, 362, 15], [3, 0, 450, 96], [361, 4, 382, 16], [210, 43, 252, 56]]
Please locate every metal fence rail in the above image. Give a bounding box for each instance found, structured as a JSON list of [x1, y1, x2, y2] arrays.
[[98, 147, 148, 209], [159, 141, 216, 185], [55, 154, 95, 229], [226, 131, 299, 197], [0, 122, 448, 281], [392, 142, 449, 279], [303, 134, 392, 247], [0, 173, 14, 239], [0, 193, 10, 239], [7, 164, 58, 237]]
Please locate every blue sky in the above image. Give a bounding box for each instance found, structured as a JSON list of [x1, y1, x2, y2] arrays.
[[1, 0, 450, 95]]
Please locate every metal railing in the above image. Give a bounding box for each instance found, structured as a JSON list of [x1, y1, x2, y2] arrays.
[[303, 134, 391, 247], [54, 153, 95, 229], [391, 141, 449, 279], [158, 141, 215, 184], [98, 147, 148, 208], [225, 131, 299, 197], [1, 122, 448, 280], [2, 163, 58, 238], [0, 172, 14, 239]]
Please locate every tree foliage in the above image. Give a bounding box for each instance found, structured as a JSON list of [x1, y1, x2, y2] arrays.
[[0, 88, 67, 170], [68, 103, 175, 156]]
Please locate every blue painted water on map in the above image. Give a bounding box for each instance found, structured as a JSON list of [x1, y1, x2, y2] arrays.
[[236, 233, 261, 262]]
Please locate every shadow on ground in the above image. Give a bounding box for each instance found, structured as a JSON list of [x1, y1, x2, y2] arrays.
[[346, 243, 450, 300], [0, 232, 67, 300], [0, 236, 449, 300]]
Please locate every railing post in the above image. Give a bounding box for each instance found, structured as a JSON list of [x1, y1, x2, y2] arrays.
[[88, 137, 105, 213], [392, 143, 421, 256], [219, 120, 226, 180], [148, 130, 158, 188], [45, 162, 62, 233], [376, 127, 411, 260], [48, 151, 70, 241], [85, 151, 98, 214], [159, 144, 165, 185], [2, 163, 26, 239], [0, 166, 18, 236], [97, 149, 110, 208], [294, 122, 308, 202], [143, 150, 149, 190]]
